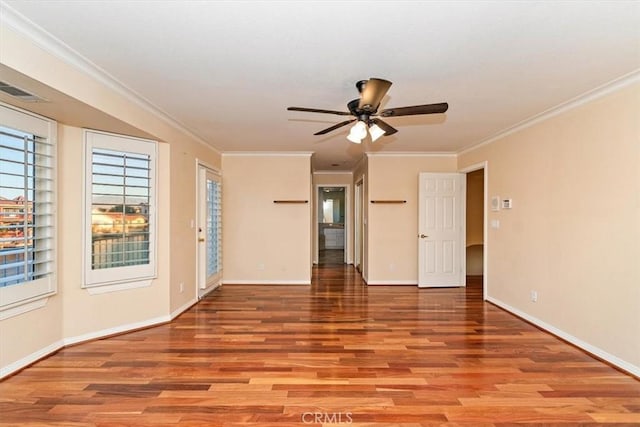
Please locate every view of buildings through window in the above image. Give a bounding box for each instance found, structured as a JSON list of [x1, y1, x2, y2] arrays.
[[0, 126, 43, 287], [90, 148, 150, 270]]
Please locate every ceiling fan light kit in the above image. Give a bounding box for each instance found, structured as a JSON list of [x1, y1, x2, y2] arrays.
[[368, 123, 385, 142], [347, 120, 368, 144], [287, 78, 448, 144]]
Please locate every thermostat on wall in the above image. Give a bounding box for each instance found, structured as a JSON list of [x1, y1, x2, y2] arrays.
[[502, 198, 513, 209]]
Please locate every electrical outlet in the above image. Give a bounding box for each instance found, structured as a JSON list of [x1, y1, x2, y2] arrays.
[[530, 290, 538, 302], [179, 282, 184, 293], [258, 263, 265, 270]]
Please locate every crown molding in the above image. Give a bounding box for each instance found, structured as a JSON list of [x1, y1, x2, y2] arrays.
[[222, 151, 313, 157], [458, 69, 640, 156], [0, 1, 219, 154], [365, 151, 457, 157]]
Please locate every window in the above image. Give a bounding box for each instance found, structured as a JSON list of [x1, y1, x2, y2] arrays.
[[83, 130, 157, 288], [0, 103, 56, 310], [197, 165, 221, 291], [206, 174, 221, 278]]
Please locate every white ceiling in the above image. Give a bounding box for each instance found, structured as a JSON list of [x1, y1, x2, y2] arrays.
[[3, 1, 640, 170]]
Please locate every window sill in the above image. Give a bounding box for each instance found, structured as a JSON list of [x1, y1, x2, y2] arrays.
[[0, 295, 51, 321], [85, 279, 153, 295]]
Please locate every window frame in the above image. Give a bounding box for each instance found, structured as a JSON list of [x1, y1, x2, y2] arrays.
[[82, 130, 158, 289], [0, 102, 57, 313]]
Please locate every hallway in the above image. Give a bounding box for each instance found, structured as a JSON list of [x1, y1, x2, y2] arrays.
[[1, 265, 638, 425]]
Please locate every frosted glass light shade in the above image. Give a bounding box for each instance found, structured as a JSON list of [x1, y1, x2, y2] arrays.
[[369, 123, 385, 142], [347, 121, 367, 144]]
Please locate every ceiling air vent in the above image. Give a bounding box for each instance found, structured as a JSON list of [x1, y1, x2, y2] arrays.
[[0, 81, 47, 102]]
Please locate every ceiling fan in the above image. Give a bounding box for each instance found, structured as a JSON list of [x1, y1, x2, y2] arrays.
[[287, 78, 448, 143]]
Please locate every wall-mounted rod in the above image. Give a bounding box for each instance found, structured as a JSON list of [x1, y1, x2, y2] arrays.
[[273, 200, 309, 204], [370, 200, 407, 204]]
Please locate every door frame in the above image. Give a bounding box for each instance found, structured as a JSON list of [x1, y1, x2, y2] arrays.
[[354, 178, 363, 273], [195, 159, 222, 299], [314, 184, 351, 264], [459, 161, 488, 300]]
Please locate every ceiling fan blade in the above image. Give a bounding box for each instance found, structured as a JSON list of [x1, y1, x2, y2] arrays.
[[371, 118, 398, 136], [358, 78, 392, 112], [287, 106, 352, 116], [379, 102, 449, 117], [314, 119, 356, 135]]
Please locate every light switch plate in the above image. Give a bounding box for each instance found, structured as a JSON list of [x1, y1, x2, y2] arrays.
[[491, 196, 501, 211]]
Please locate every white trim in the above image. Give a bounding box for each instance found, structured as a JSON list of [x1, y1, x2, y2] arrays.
[[313, 170, 353, 175], [0, 297, 48, 321], [222, 152, 313, 157], [487, 296, 640, 378], [315, 183, 351, 265], [196, 163, 222, 295], [0, 2, 218, 154], [365, 152, 457, 157], [0, 308, 192, 378], [0, 101, 57, 312], [366, 280, 417, 286], [222, 280, 311, 285], [82, 130, 158, 288], [63, 314, 170, 347], [0, 339, 64, 379], [170, 297, 198, 320], [195, 158, 221, 176], [198, 280, 221, 299], [458, 69, 640, 156], [85, 279, 152, 295]]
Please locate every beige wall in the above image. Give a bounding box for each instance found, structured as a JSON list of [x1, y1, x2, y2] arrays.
[[222, 155, 312, 283], [367, 155, 457, 283], [58, 125, 171, 340], [0, 24, 220, 376], [0, 294, 62, 375], [458, 82, 640, 372], [168, 142, 221, 313], [312, 172, 354, 264]]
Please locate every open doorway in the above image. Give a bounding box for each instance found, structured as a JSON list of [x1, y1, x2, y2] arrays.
[[464, 166, 485, 299], [317, 186, 346, 265]]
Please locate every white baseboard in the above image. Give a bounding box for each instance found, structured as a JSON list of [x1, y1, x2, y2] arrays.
[[487, 296, 640, 378], [198, 281, 221, 299], [170, 297, 198, 320], [63, 314, 171, 347], [0, 339, 64, 379], [366, 280, 417, 286], [222, 280, 311, 285], [1, 313, 180, 379]]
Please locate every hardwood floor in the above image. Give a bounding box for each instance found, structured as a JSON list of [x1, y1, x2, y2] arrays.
[[1, 265, 639, 426], [318, 249, 345, 265]]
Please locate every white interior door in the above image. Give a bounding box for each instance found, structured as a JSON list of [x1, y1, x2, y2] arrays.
[[197, 165, 222, 294], [418, 173, 465, 287]]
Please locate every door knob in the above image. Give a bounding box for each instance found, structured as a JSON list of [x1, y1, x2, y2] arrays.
[[198, 238, 205, 242], [419, 234, 428, 238]]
